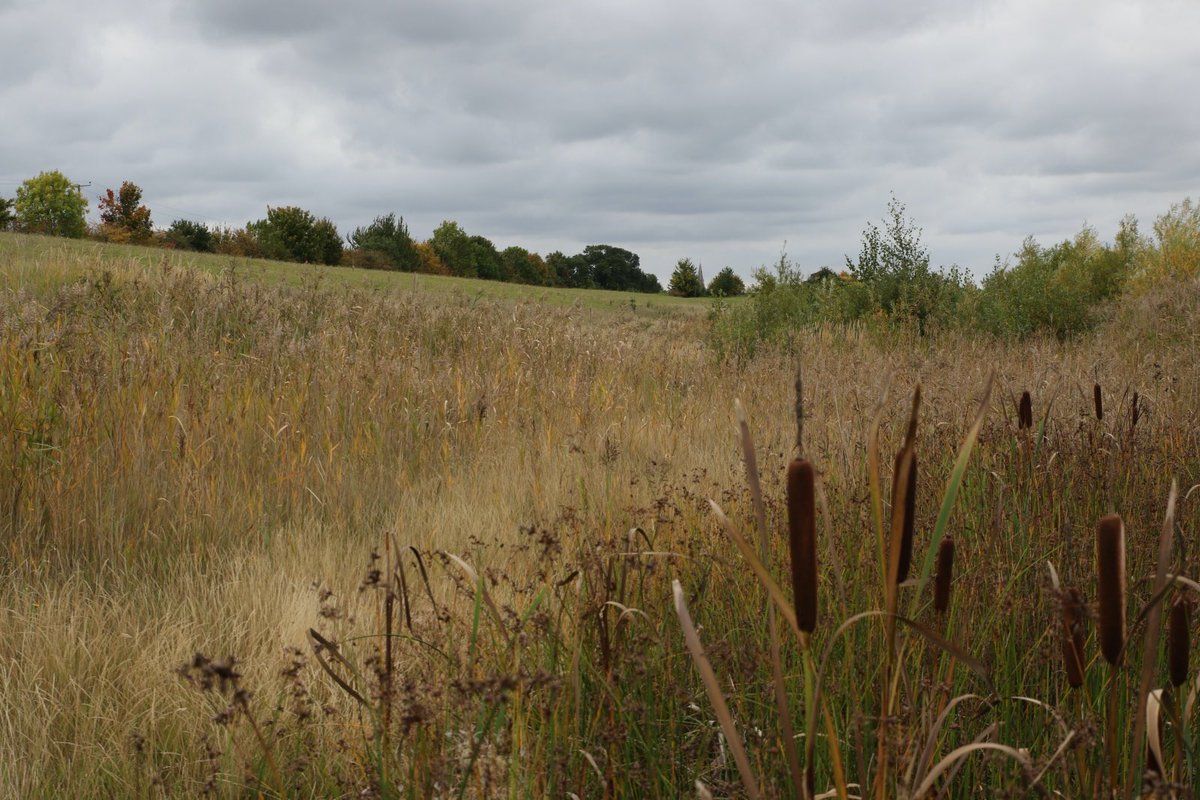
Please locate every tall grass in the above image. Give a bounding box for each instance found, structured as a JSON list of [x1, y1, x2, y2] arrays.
[[1, 241, 1199, 796]]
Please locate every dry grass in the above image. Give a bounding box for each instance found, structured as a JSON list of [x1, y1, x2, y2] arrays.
[[2, 240, 1199, 797]]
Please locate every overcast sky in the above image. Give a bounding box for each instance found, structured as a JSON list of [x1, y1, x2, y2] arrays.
[[3, 0, 1198, 282]]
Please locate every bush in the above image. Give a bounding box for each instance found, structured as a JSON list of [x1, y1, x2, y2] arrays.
[[347, 213, 419, 271], [247, 206, 342, 266], [166, 220, 215, 253]]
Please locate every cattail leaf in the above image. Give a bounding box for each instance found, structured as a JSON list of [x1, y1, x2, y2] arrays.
[[672, 580, 763, 799], [735, 400, 804, 791], [709, 499, 803, 639], [910, 374, 993, 605], [1132, 480, 1177, 779]]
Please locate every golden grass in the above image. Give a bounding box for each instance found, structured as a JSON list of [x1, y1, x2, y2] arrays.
[[2, 237, 1200, 796]]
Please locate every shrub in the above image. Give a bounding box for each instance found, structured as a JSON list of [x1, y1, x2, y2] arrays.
[[165, 219, 215, 253], [707, 267, 745, 297]]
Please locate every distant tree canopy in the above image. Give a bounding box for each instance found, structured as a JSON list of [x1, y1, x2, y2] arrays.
[[582, 245, 662, 292], [15, 170, 88, 238], [348, 213, 419, 271], [166, 219, 215, 252], [248, 206, 342, 265], [0, 197, 14, 230], [98, 181, 153, 243]]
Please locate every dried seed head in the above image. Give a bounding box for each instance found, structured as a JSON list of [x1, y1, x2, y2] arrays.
[[891, 449, 917, 584], [1061, 587, 1087, 688], [1131, 391, 1140, 428], [1169, 594, 1190, 689], [1018, 391, 1033, 430], [787, 458, 817, 634], [1093, 383, 1103, 421], [1096, 514, 1126, 667], [933, 537, 955, 615]]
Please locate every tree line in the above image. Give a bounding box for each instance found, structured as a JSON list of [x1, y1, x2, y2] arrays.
[[0, 170, 667, 294]]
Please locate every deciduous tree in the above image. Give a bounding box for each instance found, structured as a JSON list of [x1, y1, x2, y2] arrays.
[[98, 181, 153, 243], [15, 170, 88, 238]]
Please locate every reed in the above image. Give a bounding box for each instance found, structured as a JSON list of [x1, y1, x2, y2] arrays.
[[1018, 390, 1033, 429], [1093, 382, 1103, 420]]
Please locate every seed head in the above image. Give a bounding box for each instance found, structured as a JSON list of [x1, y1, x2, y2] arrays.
[[1093, 383, 1103, 421], [891, 450, 917, 584], [933, 537, 954, 615], [1018, 391, 1033, 430], [787, 458, 817, 634], [1169, 594, 1190, 689], [1096, 514, 1126, 667]]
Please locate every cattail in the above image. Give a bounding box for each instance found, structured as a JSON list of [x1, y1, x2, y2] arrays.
[[1061, 587, 1087, 688], [1096, 514, 1126, 666], [1018, 391, 1033, 429], [787, 458, 817, 634], [1093, 383, 1103, 421], [933, 537, 955, 614], [1169, 594, 1190, 689], [891, 449, 917, 584], [1131, 391, 1140, 428]]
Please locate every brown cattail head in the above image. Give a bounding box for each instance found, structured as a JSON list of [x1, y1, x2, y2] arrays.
[[1169, 594, 1190, 689], [891, 449, 918, 584], [1131, 391, 1140, 428], [1096, 514, 1126, 667], [1018, 391, 1033, 429], [1061, 587, 1087, 688], [933, 537, 955, 614], [787, 458, 817, 634], [1093, 383, 1103, 421]]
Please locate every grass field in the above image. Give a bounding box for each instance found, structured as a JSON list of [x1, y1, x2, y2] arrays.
[[1, 233, 1199, 797], [0, 232, 709, 314]]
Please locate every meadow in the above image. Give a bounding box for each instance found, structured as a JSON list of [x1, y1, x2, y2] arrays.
[[1, 232, 1198, 798]]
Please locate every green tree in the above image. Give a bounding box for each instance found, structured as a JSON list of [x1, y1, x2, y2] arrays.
[[502, 245, 551, 285], [583, 245, 661, 292], [470, 235, 502, 280], [429, 221, 476, 277], [98, 181, 153, 243], [0, 197, 14, 230], [546, 250, 588, 287], [248, 206, 342, 265], [15, 170, 88, 238], [668, 258, 705, 296], [166, 219, 214, 252], [846, 195, 962, 333], [347, 213, 419, 271], [708, 266, 746, 296]]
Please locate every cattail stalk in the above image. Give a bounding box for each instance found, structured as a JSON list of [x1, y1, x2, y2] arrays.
[[1061, 587, 1086, 689], [787, 458, 817, 635], [933, 537, 954, 615], [1093, 383, 1103, 421], [1131, 391, 1140, 428]]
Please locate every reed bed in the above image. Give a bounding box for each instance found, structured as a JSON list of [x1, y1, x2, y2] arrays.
[[1, 246, 1199, 797]]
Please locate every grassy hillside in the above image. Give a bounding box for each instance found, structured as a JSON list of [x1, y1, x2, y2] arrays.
[[0, 231, 710, 314], [1, 237, 1199, 797]]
